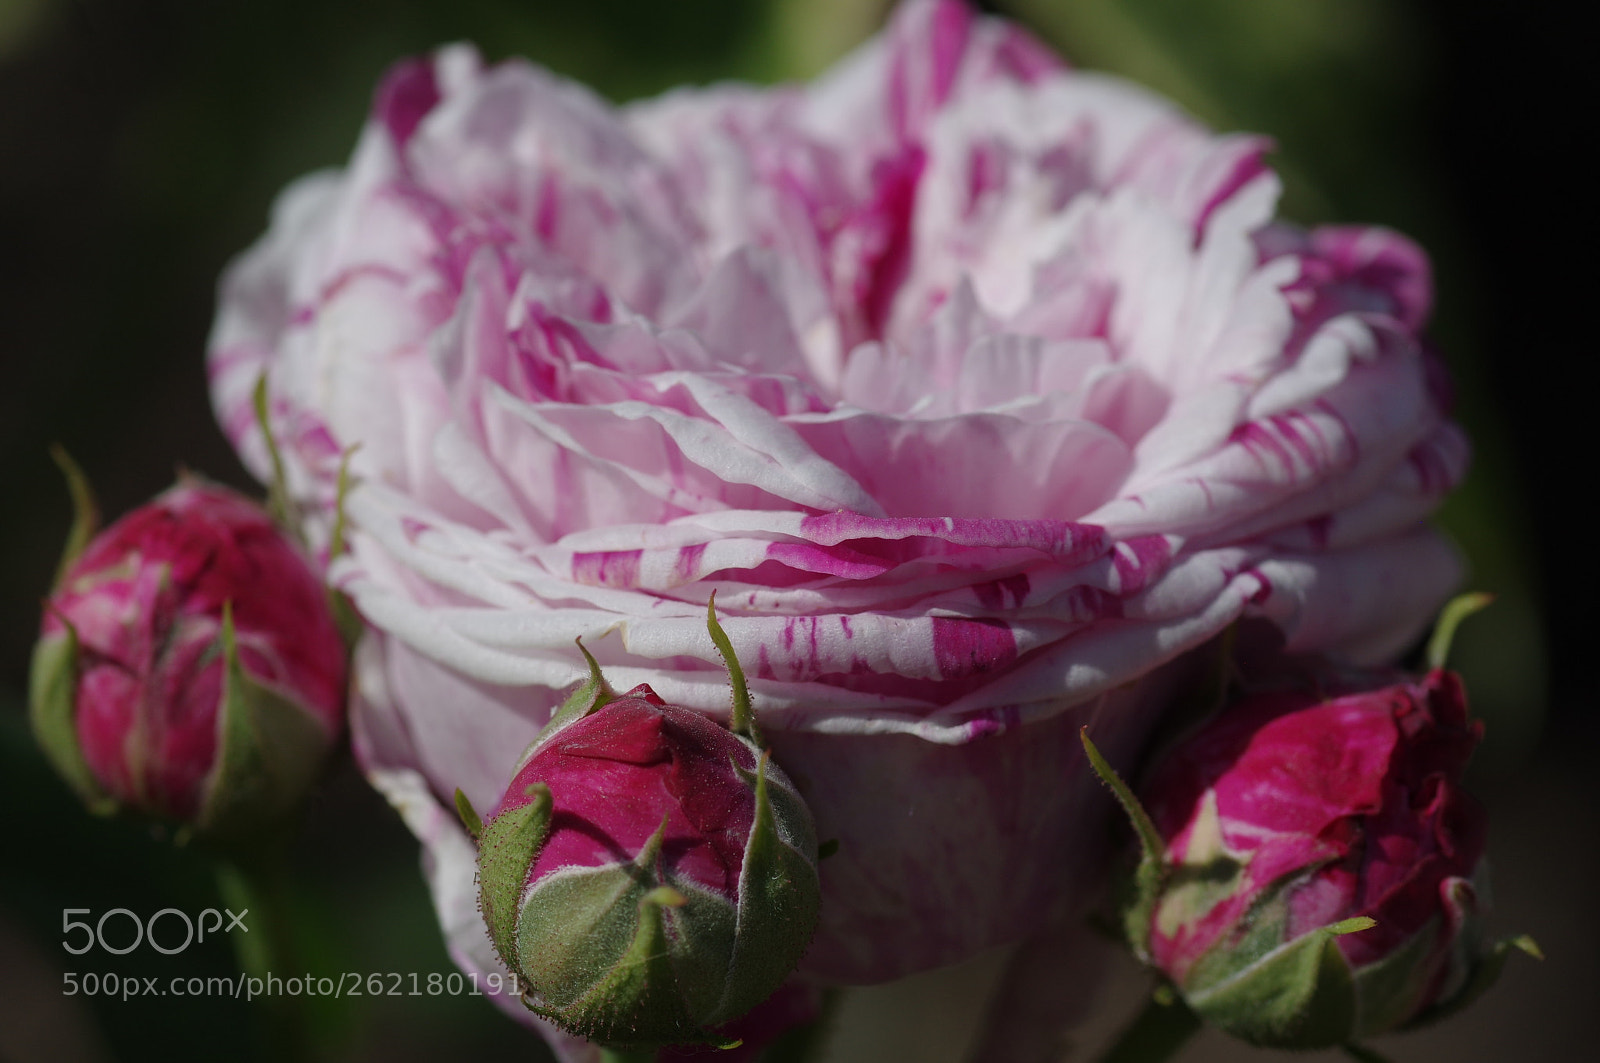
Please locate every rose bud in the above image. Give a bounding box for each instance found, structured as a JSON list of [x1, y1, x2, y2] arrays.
[[458, 599, 821, 1051], [1082, 605, 1537, 1051], [30, 467, 346, 840]]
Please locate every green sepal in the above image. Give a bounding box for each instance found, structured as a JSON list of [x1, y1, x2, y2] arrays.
[[198, 602, 336, 840], [716, 753, 821, 1025], [1350, 914, 1444, 1036], [253, 373, 300, 534], [1427, 592, 1495, 670], [328, 445, 358, 563], [329, 589, 365, 657], [707, 591, 759, 746], [1183, 916, 1373, 1049], [731, 751, 818, 866], [29, 622, 115, 815], [516, 862, 648, 1013], [1081, 727, 1166, 958], [532, 638, 615, 752], [1403, 933, 1541, 1031], [326, 447, 366, 650], [518, 818, 716, 1047], [454, 788, 484, 840], [48, 444, 100, 590], [817, 838, 839, 861], [570, 883, 700, 1048], [661, 880, 739, 1026], [478, 782, 552, 972]]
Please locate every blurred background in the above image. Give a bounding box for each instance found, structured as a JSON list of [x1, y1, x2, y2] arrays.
[[0, 1, 1591, 1060]]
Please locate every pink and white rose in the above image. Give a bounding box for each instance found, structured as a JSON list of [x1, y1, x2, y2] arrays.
[[206, 0, 1465, 1036]]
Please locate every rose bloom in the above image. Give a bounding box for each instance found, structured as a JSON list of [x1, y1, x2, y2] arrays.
[[208, 0, 1465, 1049]]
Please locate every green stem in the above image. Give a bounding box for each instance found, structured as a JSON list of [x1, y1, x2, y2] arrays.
[[1096, 991, 1202, 1063], [763, 988, 840, 1063], [597, 1050, 657, 1063], [215, 859, 316, 1062]]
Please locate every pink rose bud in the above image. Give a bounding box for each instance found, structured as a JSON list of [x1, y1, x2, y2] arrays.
[[461, 602, 821, 1050], [30, 475, 346, 838], [1083, 650, 1537, 1050]]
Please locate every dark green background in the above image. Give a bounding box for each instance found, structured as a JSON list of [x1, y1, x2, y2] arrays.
[[2, 2, 1591, 1060]]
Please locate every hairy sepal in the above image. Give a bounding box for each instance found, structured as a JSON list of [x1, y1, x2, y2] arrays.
[[716, 753, 821, 1025], [29, 624, 114, 815], [1183, 916, 1373, 1049], [478, 784, 552, 971], [199, 603, 335, 840]]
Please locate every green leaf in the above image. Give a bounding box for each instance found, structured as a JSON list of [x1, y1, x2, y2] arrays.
[[47, 444, 99, 590], [478, 782, 552, 972], [717, 754, 820, 1025], [1427, 592, 1495, 670], [707, 591, 759, 745], [28, 624, 114, 815], [1183, 919, 1368, 1049], [199, 602, 335, 840], [454, 788, 484, 840]]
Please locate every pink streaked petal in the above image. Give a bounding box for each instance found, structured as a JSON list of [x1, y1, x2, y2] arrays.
[[1247, 528, 1464, 664]]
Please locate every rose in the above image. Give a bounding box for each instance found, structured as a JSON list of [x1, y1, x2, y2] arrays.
[[31, 478, 345, 838], [207, 0, 1465, 1039], [1087, 666, 1522, 1049]]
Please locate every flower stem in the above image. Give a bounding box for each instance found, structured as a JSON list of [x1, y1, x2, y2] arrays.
[[1095, 990, 1201, 1063], [215, 858, 316, 1061], [597, 1049, 657, 1063]]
